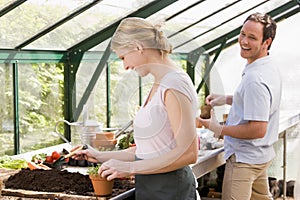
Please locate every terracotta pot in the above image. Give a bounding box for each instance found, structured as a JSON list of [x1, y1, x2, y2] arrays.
[[89, 174, 114, 196], [200, 105, 212, 119], [96, 132, 115, 140], [93, 139, 117, 151]]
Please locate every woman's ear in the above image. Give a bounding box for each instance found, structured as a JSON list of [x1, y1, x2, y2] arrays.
[[134, 41, 144, 54]]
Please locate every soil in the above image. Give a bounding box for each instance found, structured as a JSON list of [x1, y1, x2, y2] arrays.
[[4, 168, 135, 197]]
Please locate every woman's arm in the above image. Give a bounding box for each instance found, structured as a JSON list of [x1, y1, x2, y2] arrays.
[[73, 145, 136, 163], [219, 120, 268, 139]]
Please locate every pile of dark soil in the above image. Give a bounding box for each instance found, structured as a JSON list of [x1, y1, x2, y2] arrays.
[[4, 169, 93, 195], [4, 168, 135, 197]]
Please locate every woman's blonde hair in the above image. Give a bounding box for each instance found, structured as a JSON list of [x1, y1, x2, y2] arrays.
[[111, 17, 172, 55]]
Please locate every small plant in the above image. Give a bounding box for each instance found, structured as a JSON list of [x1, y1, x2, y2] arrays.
[[87, 163, 114, 196], [87, 163, 101, 175]]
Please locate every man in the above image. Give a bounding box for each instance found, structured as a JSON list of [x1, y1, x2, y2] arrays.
[[197, 12, 282, 200]]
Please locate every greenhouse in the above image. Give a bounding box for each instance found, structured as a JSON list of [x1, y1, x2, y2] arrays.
[[0, 0, 300, 199]]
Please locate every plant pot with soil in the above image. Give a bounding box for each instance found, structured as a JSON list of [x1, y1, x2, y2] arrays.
[[87, 164, 114, 197]]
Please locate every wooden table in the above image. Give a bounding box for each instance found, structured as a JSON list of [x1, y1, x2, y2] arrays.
[[191, 148, 225, 179]]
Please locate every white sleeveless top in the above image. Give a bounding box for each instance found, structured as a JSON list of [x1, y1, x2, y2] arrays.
[[133, 70, 198, 159]]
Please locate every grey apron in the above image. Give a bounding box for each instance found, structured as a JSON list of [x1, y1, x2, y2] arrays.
[[135, 165, 197, 200]]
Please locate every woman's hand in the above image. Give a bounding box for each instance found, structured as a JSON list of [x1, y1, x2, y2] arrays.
[[72, 145, 99, 163], [99, 159, 134, 181]]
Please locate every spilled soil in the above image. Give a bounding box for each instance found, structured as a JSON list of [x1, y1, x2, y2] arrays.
[[4, 168, 135, 197]]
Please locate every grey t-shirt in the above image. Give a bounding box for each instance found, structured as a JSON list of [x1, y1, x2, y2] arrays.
[[224, 56, 282, 164]]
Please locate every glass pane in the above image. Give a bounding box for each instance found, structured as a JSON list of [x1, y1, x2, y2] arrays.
[[18, 63, 64, 153], [74, 52, 107, 122], [148, 0, 238, 36], [109, 64, 141, 128], [147, 0, 204, 25], [66, 54, 108, 145], [0, 62, 65, 155], [0, 0, 89, 49], [0, 63, 14, 155], [25, 0, 155, 50], [173, 0, 288, 53]]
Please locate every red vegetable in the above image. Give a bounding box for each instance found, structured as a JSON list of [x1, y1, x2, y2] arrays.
[[51, 151, 61, 160], [45, 156, 53, 163]]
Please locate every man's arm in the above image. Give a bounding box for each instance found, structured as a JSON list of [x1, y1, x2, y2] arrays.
[[220, 120, 268, 139]]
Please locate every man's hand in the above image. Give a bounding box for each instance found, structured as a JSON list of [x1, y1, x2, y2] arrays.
[[206, 94, 227, 107], [196, 109, 223, 138]]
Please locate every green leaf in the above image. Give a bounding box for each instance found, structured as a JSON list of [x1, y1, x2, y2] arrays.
[[87, 163, 102, 175]]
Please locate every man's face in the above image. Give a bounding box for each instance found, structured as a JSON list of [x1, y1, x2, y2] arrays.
[[238, 20, 270, 64]]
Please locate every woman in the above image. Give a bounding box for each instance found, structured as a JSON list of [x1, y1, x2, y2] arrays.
[[73, 17, 199, 200]]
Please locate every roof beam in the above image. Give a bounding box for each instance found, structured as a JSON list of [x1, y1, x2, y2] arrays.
[[0, 49, 66, 63]]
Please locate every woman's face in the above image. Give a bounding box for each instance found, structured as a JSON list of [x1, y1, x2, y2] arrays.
[[116, 47, 150, 77]]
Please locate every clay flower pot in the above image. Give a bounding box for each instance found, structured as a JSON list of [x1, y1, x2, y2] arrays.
[[87, 164, 114, 196], [93, 132, 117, 151], [93, 139, 117, 151], [200, 104, 212, 119], [89, 174, 114, 196]]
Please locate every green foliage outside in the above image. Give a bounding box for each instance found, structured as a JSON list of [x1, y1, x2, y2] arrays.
[[0, 63, 64, 156]]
